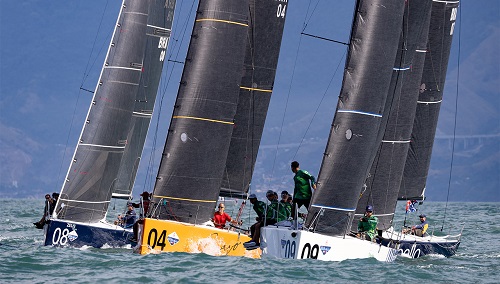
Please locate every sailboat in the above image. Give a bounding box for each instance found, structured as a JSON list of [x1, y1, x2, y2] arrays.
[[376, 0, 462, 258], [43, 0, 176, 248], [260, 0, 407, 262], [136, 0, 287, 257]]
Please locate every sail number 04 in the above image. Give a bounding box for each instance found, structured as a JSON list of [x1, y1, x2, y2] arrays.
[[276, 3, 286, 18]]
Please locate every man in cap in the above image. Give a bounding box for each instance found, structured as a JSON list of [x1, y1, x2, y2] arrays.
[[280, 191, 292, 219], [120, 203, 136, 229], [244, 190, 288, 250], [411, 214, 429, 237], [356, 205, 378, 241]]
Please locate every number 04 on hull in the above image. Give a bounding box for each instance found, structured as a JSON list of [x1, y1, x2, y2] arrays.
[[137, 218, 260, 258]]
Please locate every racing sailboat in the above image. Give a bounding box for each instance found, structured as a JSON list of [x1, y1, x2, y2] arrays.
[[260, 0, 406, 262], [351, 0, 462, 259], [136, 0, 287, 257], [383, 0, 462, 258], [43, 0, 176, 248]]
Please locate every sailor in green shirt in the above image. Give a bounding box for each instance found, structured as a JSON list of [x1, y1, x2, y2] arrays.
[[248, 194, 266, 239], [357, 205, 378, 241], [291, 161, 316, 217], [266, 191, 288, 223], [279, 191, 292, 220], [244, 191, 287, 249]]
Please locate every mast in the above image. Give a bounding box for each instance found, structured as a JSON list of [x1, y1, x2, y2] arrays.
[[304, 0, 406, 236], [220, 0, 288, 198], [55, 0, 152, 222], [353, 0, 433, 231], [151, 0, 250, 224], [399, 0, 460, 201], [112, 0, 177, 199]]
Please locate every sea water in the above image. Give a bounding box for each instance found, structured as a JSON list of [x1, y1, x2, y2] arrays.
[[1, 199, 498, 283]]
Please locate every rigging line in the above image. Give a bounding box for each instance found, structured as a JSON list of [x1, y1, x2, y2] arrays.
[[291, 49, 347, 160], [80, 0, 110, 87], [303, 0, 322, 32], [442, 3, 461, 232], [143, 0, 197, 193], [269, 14, 309, 184], [300, 32, 348, 45], [237, 4, 256, 197], [58, 1, 112, 187]]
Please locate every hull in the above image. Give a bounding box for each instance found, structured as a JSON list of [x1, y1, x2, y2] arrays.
[[44, 219, 133, 248], [137, 218, 260, 258], [379, 229, 461, 258], [260, 226, 398, 262]]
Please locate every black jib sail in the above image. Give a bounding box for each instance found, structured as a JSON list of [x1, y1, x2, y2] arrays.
[[304, 0, 406, 236], [220, 0, 288, 198], [151, 0, 250, 224], [112, 0, 177, 199], [399, 0, 460, 201], [353, 0, 433, 231], [55, 1, 152, 222]]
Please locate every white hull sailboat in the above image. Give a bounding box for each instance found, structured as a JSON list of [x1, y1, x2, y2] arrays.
[[261, 226, 397, 262]]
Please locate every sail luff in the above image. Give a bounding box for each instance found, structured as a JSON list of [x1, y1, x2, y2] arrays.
[[304, 0, 406, 236], [112, 0, 177, 199], [220, 0, 288, 198], [353, 0, 433, 231], [151, 0, 250, 224], [54, 0, 152, 223], [399, 0, 460, 201]]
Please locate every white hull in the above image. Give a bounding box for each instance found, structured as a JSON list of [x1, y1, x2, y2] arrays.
[[261, 225, 397, 262]]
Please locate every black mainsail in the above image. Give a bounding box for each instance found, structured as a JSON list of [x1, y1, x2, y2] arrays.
[[399, 0, 460, 201], [353, 0, 433, 231], [112, 0, 177, 199], [151, 0, 250, 224], [304, 0, 406, 236], [55, 1, 152, 223], [220, 0, 288, 198]]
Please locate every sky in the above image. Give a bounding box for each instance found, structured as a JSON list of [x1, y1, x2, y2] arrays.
[[0, 0, 499, 202]]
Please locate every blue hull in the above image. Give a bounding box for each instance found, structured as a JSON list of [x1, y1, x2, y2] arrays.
[[44, 219, 134, 248], [379, 238, 460, 258]]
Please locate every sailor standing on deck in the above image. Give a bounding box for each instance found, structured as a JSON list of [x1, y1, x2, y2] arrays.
[[290, 161, 316, 217]]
